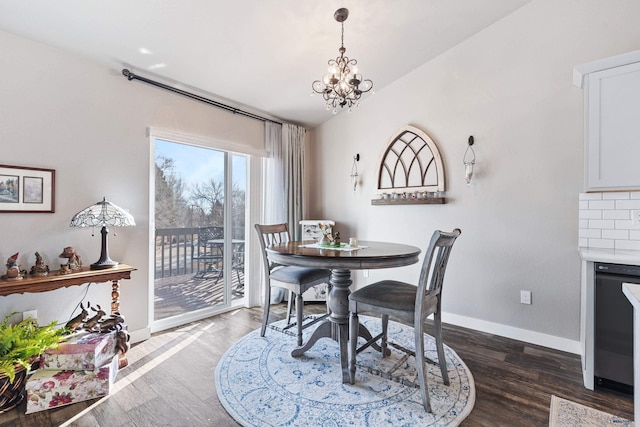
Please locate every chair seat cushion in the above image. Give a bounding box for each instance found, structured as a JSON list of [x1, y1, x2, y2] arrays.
[[349, 280, 416, 312], [271, 266, 330, 285]]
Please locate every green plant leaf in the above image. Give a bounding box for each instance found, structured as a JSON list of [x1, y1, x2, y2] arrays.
[[0, 313, 67, 383]]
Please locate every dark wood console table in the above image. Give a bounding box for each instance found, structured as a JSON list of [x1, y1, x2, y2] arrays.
[[0, 264, 136, 315]]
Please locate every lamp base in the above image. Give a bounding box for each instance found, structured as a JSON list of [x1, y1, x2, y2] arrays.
[[90, 260, 119, 270], [90, 225, 119, 270]]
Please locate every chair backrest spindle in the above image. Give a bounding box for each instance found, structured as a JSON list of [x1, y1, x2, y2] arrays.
[[416, 229, 461, 318], [255, 223, 291, 274]]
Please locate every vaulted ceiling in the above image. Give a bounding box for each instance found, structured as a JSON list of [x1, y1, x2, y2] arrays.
[[0, 0, 532, 128]]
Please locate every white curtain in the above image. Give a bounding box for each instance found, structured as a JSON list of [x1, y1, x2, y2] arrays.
[[264, 122, 306, 238], [264, 122, 285, 224], [263, 121, 306, 302], [282, 123, 306, 240]]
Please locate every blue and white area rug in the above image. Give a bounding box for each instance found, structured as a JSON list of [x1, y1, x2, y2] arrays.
[[215, 316, 475, 426], [548, 395, 633, 426]]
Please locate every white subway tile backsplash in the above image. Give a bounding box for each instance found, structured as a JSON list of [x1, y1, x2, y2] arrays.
[[589, 219, 615, 229], [616, 240, 640, 250], [616, 200, 640, 210], [580, 229, 601, 238], [603, 192, 630, 200], [579, 192, 640, 249], [602, 229, 629, 240], [589, 200, 615, 210], [589, 238, 615, 249], [603, 210, 630, 220], [580, 193, 603, 200], [580, 210, 602, 219], [615, 220, 640, 230]]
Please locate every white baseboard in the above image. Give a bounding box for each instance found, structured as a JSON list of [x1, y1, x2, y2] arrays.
[[441, 312, 581, 355], [129, 327, 151, 344], [129, 310, 581, 354]]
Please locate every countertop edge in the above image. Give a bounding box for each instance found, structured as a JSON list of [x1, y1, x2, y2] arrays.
[[623, 283, 640, 310], [578, 247, 640, 265]]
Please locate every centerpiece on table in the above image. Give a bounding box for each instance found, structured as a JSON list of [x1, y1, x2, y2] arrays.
[[318, 223, 342, 247], [0, 313, 67, 413]]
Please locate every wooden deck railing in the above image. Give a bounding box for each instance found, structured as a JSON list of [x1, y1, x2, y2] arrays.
[[154, 226, 245, 279], [155, 227, 199, 278]]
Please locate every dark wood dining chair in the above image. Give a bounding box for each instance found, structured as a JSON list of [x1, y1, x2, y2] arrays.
[[255, 223, 331, 346], [348, 228, 461, 413]]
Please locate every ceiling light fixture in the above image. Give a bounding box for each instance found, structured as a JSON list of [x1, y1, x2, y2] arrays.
[[312, 8, 373, 114]]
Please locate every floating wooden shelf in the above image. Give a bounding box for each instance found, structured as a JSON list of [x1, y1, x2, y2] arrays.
[[371, 197, 446, 205]]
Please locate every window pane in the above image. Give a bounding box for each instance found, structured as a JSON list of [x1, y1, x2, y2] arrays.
[[154, 139, 245, 322]]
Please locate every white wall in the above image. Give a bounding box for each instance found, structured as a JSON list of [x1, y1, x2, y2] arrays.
[[307, 0, 640, 352], [0, 30, 263, 341]]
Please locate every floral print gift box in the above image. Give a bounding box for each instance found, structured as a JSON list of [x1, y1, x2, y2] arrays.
[[43, 331, 117, 370], [25, 355, 119, 414]]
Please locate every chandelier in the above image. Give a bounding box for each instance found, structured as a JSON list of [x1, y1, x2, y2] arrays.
[[312, 8, 373, 114]]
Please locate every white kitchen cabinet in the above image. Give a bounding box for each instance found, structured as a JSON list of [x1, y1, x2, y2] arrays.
[[574, 50, 640, 191]]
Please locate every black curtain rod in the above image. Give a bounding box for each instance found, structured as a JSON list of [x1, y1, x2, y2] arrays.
[[121, 69, 282, 125]]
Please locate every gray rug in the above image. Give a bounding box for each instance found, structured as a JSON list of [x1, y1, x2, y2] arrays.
[[215, 316, 475, 426], [548, 395, 633, 426]]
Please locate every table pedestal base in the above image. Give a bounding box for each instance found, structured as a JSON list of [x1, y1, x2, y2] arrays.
[[291, 269, 382, 383]]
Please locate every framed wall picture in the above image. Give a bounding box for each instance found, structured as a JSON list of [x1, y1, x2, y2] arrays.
[[0, 165, 55, 213]]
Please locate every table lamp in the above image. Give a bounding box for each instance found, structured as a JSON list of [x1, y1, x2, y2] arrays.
[[70, 197, 135, 270]]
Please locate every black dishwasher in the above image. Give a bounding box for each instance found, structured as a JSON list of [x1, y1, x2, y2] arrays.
[[594, 262, 640, 394]]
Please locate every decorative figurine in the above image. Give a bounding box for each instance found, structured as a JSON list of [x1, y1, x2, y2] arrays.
[[65, 302, 88, 331], [317, 223, 343, 246], [318, 223, 334, 244], [30, 251, 50, 276], [115, 328, 131, 369], [4, 252, 23, 280], [59, 246, 82, 274], [115, 329, 130, 355], [97, 312, 125, 333], [82, 303, 106, 332]]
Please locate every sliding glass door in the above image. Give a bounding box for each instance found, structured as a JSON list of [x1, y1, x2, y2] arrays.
[[153, 137, 246, 330]]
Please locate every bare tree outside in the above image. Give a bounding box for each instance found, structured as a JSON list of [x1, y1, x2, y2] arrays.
[[155, 156, 245, 229]]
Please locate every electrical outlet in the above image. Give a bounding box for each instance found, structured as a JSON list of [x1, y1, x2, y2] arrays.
[[632, 210, 640, 225], [520, 291, 532, 305], [22, 310, 38, 322]]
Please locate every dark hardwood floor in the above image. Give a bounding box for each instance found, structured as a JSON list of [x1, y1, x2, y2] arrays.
[[0, 303, 633, 426]]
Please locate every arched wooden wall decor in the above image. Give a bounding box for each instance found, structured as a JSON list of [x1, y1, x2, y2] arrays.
[[373, 125, 446, 205]]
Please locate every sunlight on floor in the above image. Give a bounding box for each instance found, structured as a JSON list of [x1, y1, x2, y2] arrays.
[[58, 322, 214, 426]]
